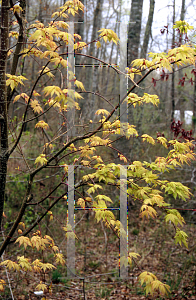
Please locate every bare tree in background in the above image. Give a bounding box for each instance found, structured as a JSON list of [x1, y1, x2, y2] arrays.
[[127, 0, 144, 67], [171, 0, 175, 122], [178, 0, 186, 124], [141, 0, 155, 58]]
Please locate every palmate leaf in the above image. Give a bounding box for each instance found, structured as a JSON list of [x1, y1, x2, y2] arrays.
[[39, 262, 56, 272], [165, 210, 185, 227], [35, 120, 49, 130], [140, 205, 157, 219], [54, 253, 65, 265], [139, 271, 170, 296], [0, 280, 6, 291], [141, 134, 155, 145], [95, 194, 113, 203], [30, 100, 43, 114], [0, 260, 20, 271], [174, 228, 188, 248], [157, 136, 168, 148], [31, 235, 50, 250], [15, 236, 32, 249], [13, 93, 29, 103], [164, 181, 191, 201], [17, 256, 32, 271], [35, 282, 47, 292], [128, 252, 141, 265], [6, 74, 27, 90], [98, 28, 119, 44], [77, 198, 85, 207], [87, 184, 103, 194], [173, 20, 193, 33], [35, 154, 48, 166], [151, 280, 170, 296]]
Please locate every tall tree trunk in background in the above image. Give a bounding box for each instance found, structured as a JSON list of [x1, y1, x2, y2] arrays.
[[115, 1, 144, 162], [171, 0, 175, 122], [81, 0, 103, 121], [136, 0, 155, 138], [127, 0, 143, 128], [0, 0, 9, 228], [127, 0, 143, 67], [193, 66, 196, 133], [7, 0, 26, 108], [141, 0, 155, 59], [179, 0, 185, 124]]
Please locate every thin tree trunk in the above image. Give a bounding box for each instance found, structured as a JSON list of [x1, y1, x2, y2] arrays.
[[193, 64, 196, 132], [7, 0, 26, 109], [141, 0, 155, 58], [127, 0, 144, 66], [136, 0, 155, 137], [81, 0, 103, 120], [179, 0, 185, 123], [171, 0, 175, 122], [0, 0, 9, 229]]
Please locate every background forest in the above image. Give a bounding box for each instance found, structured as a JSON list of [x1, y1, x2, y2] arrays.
[[0, 0, 196, 299]]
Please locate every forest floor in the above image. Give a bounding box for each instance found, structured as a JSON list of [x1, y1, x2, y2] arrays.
[[1, 207, 196, 300]]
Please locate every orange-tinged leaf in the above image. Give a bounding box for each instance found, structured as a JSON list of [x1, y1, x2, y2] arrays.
[[0, 280, 5, 291], [30, 100, 43, 114], [15, 236, 32, 249], [0, 260, 20, 271], [17, 256, 32, 271], [31, 235, 50, 250], [54, 253, 65, 265], [35, 120, 49, 130]]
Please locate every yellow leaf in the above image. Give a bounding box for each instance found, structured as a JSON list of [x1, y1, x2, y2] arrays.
[[17, 256, 32, 271], [96, 41, 101, 48], [35, 154, 48, 166], [30, 100, 43, 114], [54, 253, 65, 265], [40, 66, 54, 78], [12, 4, 23, 14], [74, 41, 87, 50], [9, 31, 19, 39], [47, 211, 53, 221], [95, 109, 109, 116], [141, 134, 155, 145], [35, 282, 47, 292], [0, 260, 20, 271], [77, 198, 85, 207], [6, 74, 27, 91], [35, 120, 49, 130], [0, 280, 5, 292], [15, 236, 32, 249], [31, 235, 50, 250]]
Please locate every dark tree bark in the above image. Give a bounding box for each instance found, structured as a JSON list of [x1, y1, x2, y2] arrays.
[[179, 0, 185, 124], [171, 0, 175, 122], [141, 0, 155, 58], [0, 0, 9, 229], [80, 0, 103, 120], [193, 65, 196, 132], [75, 0, 84, 67], [127, 0, 144, 66], [7, 0, 26, 108]]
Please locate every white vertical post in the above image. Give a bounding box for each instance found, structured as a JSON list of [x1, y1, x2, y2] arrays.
[[120, 165, 128, 278], [67, 165, 75, 277]]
